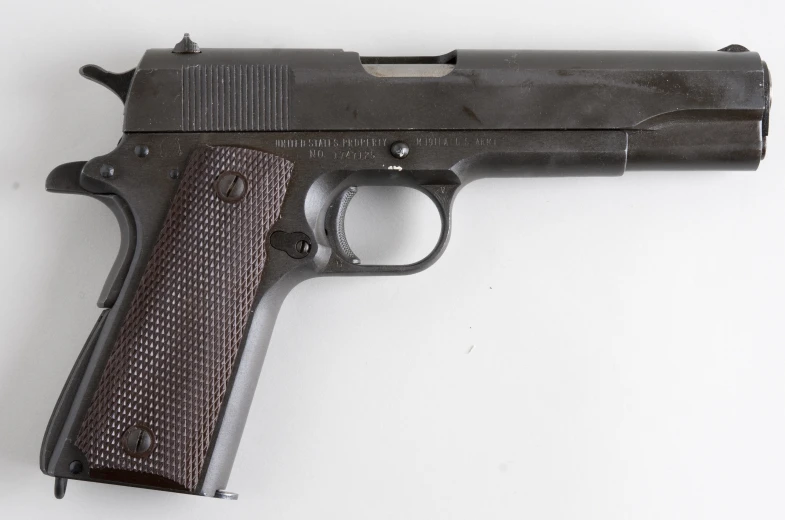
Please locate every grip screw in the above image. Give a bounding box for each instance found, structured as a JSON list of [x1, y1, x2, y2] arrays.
[[68, 460, 83, 475], [215, 171, 248, 203], [390, 141, 410, 159], [122, 424, 155, 457], [100, 164, 115, 178]]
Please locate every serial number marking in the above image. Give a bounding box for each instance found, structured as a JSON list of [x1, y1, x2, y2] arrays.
[[306, 149, 377, 160], [333, 150, 376, 160]]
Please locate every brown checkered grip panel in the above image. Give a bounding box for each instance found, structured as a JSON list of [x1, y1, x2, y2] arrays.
[[75, 146, 294, 491]]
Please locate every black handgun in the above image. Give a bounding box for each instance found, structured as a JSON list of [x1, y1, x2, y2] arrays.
[[41, 35, 771, 499]]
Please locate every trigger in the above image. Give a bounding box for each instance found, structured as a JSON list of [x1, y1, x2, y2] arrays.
[[46, 162, 136, 308], [325, 186, 361, 265]]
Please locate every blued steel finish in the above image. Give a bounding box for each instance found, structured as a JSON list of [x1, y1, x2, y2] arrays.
[[125, 47, 767, 135], [41, 35, 771, 499]]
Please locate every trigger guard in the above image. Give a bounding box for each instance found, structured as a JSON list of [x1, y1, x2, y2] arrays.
[[318, 173, 461, 275], [46, 162, 136, 308], [324, 186, 361, 265]]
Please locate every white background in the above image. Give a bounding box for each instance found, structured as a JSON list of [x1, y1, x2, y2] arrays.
[[1, 1, 783, 518]]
